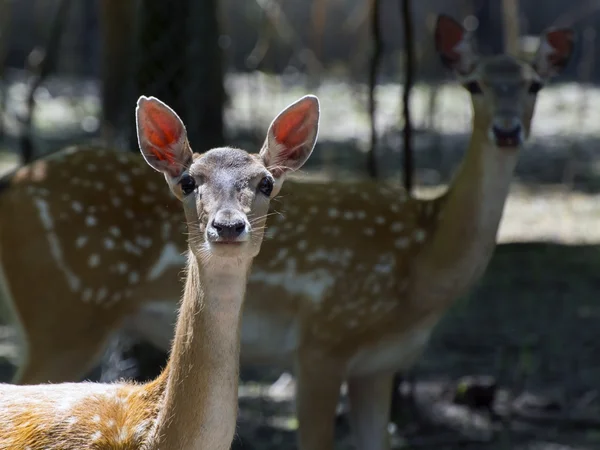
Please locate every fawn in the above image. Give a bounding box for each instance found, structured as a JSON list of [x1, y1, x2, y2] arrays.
[[0, 93, 320, 449]]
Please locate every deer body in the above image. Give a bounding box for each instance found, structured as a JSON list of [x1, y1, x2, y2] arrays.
[[0, 94, 320, 449]]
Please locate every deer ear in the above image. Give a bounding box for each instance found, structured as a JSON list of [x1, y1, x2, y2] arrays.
[[533, 28, 574, 78], [260, 95, 320, 178], [434, 14, 477, 76], [135, 96, 192, 179]]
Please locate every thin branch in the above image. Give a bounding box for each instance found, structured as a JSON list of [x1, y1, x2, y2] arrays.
[[367, 0, 381, 179], [401, 0, 414, 193], [20, 0, 72, 165]]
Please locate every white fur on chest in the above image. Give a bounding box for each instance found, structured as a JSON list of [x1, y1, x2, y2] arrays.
[[346, 318, 438, 376]]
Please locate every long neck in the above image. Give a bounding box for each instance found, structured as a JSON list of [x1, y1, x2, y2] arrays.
[[151, 253, 251, 450], [412, 126, 519, 300]]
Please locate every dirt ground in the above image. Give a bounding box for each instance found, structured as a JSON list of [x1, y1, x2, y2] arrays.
[[0, 74, 600, 449]]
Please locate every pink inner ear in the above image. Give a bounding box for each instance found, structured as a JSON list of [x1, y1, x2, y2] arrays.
[[546, 29, 573, 61], [140, 100, 184, 164], [436, 16, 465, 61], [272, 101, 314, 158]]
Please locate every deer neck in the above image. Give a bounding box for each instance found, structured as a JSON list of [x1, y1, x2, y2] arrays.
[[151, 252, 251, 450], [412, 126, 519, 305]]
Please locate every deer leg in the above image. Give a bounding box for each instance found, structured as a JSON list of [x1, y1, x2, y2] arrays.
[[295, 355, 344, 450], [347, 372, 394, 450]]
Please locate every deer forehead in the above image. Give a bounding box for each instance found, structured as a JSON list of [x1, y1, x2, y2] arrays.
[[477, 56, 533, 84], [191, 147, 267, 182]]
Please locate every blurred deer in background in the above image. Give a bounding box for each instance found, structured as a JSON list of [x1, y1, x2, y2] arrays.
[[0, 14, 573, 450], [0, 93, 320, 450]]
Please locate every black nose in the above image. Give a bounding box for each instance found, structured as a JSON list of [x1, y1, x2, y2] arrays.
[[211, 218, 246, 240], [492, 124, 522, 147]]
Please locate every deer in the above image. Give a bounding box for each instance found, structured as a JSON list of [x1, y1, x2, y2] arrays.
[[0, 92, 320, 449], [0, 14, 573, 450]]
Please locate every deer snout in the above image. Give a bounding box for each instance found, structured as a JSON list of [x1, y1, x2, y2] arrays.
[[207, 209, 249, 243], [489, 116, 523, 148]]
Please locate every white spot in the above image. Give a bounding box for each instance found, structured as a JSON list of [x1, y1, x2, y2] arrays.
[[274, 248, 289, 262], [414, 229, 426, 242], [75, 236, 88, 248], [117, 173, 130, 183], [91, 431, 102, 441], [109, 226, 121, 237], [343, 211, 354, 220], [249, 263, 335, 305], [88, 254, 100, 268], [107, 419, 116, 428], [395, 237, 409, 249], [297, 240, 308, 251], [328, 208, 339, 218], [116, 262, 128, 274], [124, 241, 141, 255], [71, 201, 83, 213], [391, 222, 404, 233], [136, 236, 153, 248], [97, 287, 108, 302], [104, 238, 115, 250], [67, 416, 78, 426], [295, 224, 307, 234], [86, 215, 97, 227], [33, 198, 81, 292], [82, 288, 93, 302], [375, 216, 386, 225], [147, 243, 186, 280], [116, 426, 129, 443], [129, 272, 140, 284]]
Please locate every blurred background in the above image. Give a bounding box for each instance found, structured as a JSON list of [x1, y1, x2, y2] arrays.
[[0, 0, 600, 448]]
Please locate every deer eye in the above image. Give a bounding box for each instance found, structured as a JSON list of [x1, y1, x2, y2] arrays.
[[180, 175, 196, 195], [528, 81, 543, 94], [258, 176, 274, 197], [464, 81, 482, 94]]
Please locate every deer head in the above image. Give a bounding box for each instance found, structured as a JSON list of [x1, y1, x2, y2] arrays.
[[136, 95, 320, 261], [435, 14, 574, 148]]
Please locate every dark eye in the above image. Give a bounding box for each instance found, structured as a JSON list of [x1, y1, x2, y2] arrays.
[[259, 177, 274, 196], [464, 81, 482, 94], [180, 175, 196, 195], [528, 81, 543, 94]]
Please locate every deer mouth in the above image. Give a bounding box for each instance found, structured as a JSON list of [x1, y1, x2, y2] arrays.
[[492, 125, 522, 148]]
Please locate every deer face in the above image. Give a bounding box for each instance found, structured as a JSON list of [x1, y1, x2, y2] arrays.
[[435, 15, 574, 149], [135, 95, 320, 260]]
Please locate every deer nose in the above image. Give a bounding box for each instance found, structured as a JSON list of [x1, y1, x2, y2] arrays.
[[490, 117, 522, 148], [209, 210, 248, 241]]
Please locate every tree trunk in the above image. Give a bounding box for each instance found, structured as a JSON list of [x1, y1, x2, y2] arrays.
[[99, 0, 137, 149], [131, 0, 224, 153], [101, 0, 225, 153]]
